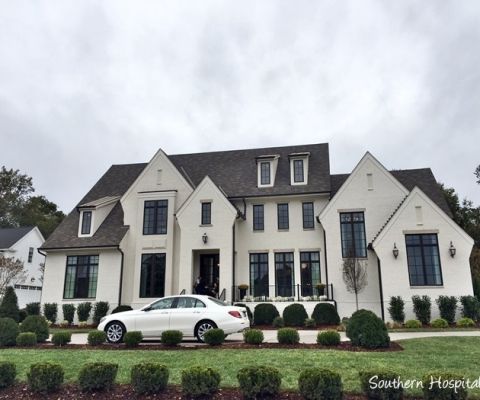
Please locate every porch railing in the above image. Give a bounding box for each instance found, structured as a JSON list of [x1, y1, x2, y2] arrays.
[[232, 284, 334, 303], [219, 288, 226, 301]]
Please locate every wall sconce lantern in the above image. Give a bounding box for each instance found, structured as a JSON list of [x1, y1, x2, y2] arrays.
[[392, 243, 399, 259], [202, 233, 208, 244], [449, 241, 456, 258]]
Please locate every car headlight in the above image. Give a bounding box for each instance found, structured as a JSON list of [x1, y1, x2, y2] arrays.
[[100, 317, 106, 324]]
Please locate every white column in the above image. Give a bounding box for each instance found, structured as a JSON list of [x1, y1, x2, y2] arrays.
[[268, 250, 276, 299]]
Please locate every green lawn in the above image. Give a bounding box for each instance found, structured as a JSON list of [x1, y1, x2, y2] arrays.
[[1, 337, 480, 396], [49, 327, 95, 334]]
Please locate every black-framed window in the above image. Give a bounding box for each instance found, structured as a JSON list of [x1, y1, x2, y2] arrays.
[[340, 212, 367, 258], [143, 200, 168, 235], [63, 255, 99, 299], [81, 211, 92, 235], [300, 252, 321, 296], [201, 202, 211, 225], [28, 247, 34, 263], [275, 252, 294, 297], [293, 159, 304, 182], [277, 203, 289, 230], [260, 162, 271, 185], [140, 253, 166, 298], [302, 202, 315, 229], [406, 234, 443, 286], [253, 205, 264, 231], [250, 253, 269, 297]]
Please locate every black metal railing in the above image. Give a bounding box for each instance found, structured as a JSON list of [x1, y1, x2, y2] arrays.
[[232, 284, 334, 303], [179, 289, 186, 295], [219, 288, 226, 301]]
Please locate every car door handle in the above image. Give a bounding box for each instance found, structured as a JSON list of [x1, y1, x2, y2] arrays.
[[160, 311, 169, 314]]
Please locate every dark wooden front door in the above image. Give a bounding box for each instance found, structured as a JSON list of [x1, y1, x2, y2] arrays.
[[200, 254, 219, 293]]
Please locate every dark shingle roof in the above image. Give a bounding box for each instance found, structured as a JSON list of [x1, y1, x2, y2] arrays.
[[169, 143, 331, 197], [0, 227, 35, 249]]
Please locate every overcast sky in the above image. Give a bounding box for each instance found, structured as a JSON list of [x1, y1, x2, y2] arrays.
[[1, 1, 479, 212]]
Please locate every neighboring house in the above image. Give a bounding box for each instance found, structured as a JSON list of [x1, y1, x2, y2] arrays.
[[0, 226, 45, 307], [40, 144, 474, 321]]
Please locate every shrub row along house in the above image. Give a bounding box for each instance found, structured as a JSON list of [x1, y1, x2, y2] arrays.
[[40, 143, 474, 321]]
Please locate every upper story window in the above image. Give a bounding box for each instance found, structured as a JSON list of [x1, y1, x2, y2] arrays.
[[81, 211, 92, 235], [406, 234, 443, 286], [302, 202, 315, 229], [143, 200, 168, 235], [277, 203, 289, 230], [257, 155, 278, 188], [289, 153, 309, 185], [64, 255, 99, 299], [201, 202, 212, 225], [253, 204, 264, 231], [28, 247, 34, 263], [260, 162, 271, 185], [340, 212, 367, 258], [294, 160, 304, 182]]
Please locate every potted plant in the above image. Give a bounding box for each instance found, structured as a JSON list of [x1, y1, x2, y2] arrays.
[[238, 284, 249, 300], [315, 283, 326, 296]]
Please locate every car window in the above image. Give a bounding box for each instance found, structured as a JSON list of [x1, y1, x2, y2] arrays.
[[176, 297, 206, 309], [150, 298, 175, 310], [194, 299, 206, 308]]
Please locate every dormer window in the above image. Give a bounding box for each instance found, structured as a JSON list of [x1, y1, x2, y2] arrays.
[[289, 152, 309, 185], [81, 211, 92, 235], [257, 154, 279, 188], [293, 160, 304, 182], [260, 162, 271, 185]]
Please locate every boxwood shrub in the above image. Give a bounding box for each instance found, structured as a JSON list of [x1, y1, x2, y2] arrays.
[[457, 317, 475, 328], [283, 303, 308, 327], [422, 372, 467, 400], [0, 361, 16, 388], [124, 331, 143, 347], [20, 315, 49, 342], [78, 362, 118, 392], [62, 304, 75, 325], [436, 296, 457, 324], [27, 362, 64, 394], [51, 331, 72, 346], [317, 330, 341, 346], [404, 319, 422, 329], [237, 366, 281, 399], [253, 303, 280, 325], [0, 317, 19, 346], [359, 369, 403, 400], [412, 295, 431, 325], [88, 331, 106, 346], [460, 295, 480, 320], [312, 303, 340, 325], [272, 316, 285, 328], [16, 332, 37, 346], [298, 368, 342, 400], [203, 328, 225, 346], [131, 362, 169, 394], [43, 303, 58, 324], [277, 328, 300, 344], [388, 296, 405, 324], [431, 318, 449, 329], [243, 329, 264, 345], [181, 366, 221, 399], [346, 310, 390, 348], [161, 330, 183, 346]]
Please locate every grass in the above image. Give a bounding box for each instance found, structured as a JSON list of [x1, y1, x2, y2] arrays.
[[1, 337, 480, 395], [49, 327, 95, 334]]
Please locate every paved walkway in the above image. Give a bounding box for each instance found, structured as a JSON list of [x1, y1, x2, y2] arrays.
[[68, 330, 480, 345]]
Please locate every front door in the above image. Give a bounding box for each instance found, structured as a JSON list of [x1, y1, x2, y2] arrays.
[[199, 254, 219, 296]]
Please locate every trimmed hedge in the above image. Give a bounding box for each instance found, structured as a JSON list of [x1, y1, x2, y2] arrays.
[[298, 368, 342, 400], [283, 303, 308, 327], [93, 301, 110, 326], [460, 295, 480, 320], [412, 295, 431, 325], [0, 361, 16, 388], [422, 372, 467, 400], [317, 330, 341, 346], [181, 366, 221, 399], [237, 366, 281, 399], [43, 303, 58, 324], [16, 332, 37, 346], [51, 331, 72, 346], [62, 304, 75, 324], [346, 310, 390, 348], [78, 362, 118, 392], [131, 362, 169, 394], [111, 305, 133, 314], [77, 302, 92, 322], [203, 328, 225, 346], [88, 331, 107, 346], [27, 362, 64, 394], [0, 317, 19, 346], [161, 330, 183, 346], [277, 328, 300, 345], [253, 303, 279, 325], [272, 316, 285, 328], [431, 318, 448, 328], [359, 369, 403, 400], [312, 303, 340, 325], [388, 296, 405, 324], [124, 331, 143, 347], [457, 317, 475, 328], [243, 329, 264, 345], [404, 319, 422, 329], [436, 296, 457, 324], [20, 315, 49, 342]]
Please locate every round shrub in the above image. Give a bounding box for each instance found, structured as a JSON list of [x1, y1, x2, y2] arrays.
[[88, 331, 106, 346], [161, 330, 183, 346], [43, 303, 58, 324], [277, 327, 300, 344], [253, 303, 280, 325], [283, 303, 308, 327], [111, 305, 133, 314], [317, 330, 341, 346], [457, 317, 475, 328], [305, 318, 316, 328], [272, 316, 285, 328], [298, 368, 342, 400], [312, 303, 340, 325], [359, 369, 403, 400], [431, 318, 449, 328], [346, 309, 390, 349], [78, 362, 118, 392], [62, 304, 75, 324], [203, 328, 225, 346], [17, 332, 37, 346], [181, 366, 221, 399], [131, 362, 169, 394], [237, 366, 281, 399], [422, 372, 467, 400], [27, 362, 64, 394], [0, 317, 19, 346], [404, 319, 422, 329], [243, 329, 264, 345], [51, 331, 72, 346], [0, 361, 16, 388], [20, 315, 49, 342], [124, 331, 143, 347]]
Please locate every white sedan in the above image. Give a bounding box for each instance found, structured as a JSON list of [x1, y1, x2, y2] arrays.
[[98, 295, 250, 343]]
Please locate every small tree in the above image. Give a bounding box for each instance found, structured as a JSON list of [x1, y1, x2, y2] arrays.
[[388, 296, 405, 323], [0, 256, 25, 296], [342, 255, 368, 311], [0, 286, 20, 322]]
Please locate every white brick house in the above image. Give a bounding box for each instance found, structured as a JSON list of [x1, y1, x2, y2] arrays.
[[40, 144, 474, 321]]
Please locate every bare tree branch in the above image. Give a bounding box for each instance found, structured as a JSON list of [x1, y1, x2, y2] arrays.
[[0, 256, 26, 296], [342, 256, 368, 310]]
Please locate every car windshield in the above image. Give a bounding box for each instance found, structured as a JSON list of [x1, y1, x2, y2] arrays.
[[208, 297, 227, 306]]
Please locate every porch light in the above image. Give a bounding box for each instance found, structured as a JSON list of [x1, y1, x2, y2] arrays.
[[202, 233, 208, 244], [449, 241, 456, 258], [392, 243, 399, 259]]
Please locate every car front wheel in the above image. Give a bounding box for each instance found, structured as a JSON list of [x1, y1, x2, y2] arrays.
[[195, 320, 217, 342], [105, 321, 125, 344]]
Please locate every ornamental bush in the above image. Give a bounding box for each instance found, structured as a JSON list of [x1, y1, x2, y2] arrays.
[[16, 332, 37, 346], [412, 295, 431, 325], [27, 362, 64, 394], [0, 361, 16, 388], [311, 303, 340, 325], [234, 303, 253, 321], [161, 330, 183, 346], [124, 331, 143, 347], [0, 317, 19, 346], [431, 318, 449, 329], [457, 317, 475, 328], [203, 328, 225, 346], [422, 372, 467, 400], [0, 286, 20, 322], [62, 304, 75, 324], [404, 319, 422, 329], [181, 366, 221, 399], [436, 296, 457, 324], [43, 303, 58, 324], [87, 331, 106, 346], [359, 369, 404, 400], [346, 310, 390, 349], [111, 305, 133, 314], [272, 316, 285, 328], [243, 329, 264, 345], [20, 315, 49, 342], [131, 362, 169, 394], [460, 295, 480, 320], [253, 303, 280, 325], [93, 301, 110, 325], [237, 366, 281, 400], [78, 362, 118, 392], [19, 309, 27, 322], [298, 368, 343, 400], [26, 302, 40, 315], [77, 302, 92, 322], [317, 330, 341, 346], [388, 296, 405, 324], [283, 303, 308, 327], [277, 328, 300, 345], [51, 331, 72, 346]]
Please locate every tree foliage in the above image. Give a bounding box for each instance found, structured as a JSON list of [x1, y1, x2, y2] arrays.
[[475, 165, 480, 185], [0, 256, 25, 297]]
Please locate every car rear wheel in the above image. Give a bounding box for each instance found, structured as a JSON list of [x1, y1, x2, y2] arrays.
[[105, 321, 125, 344], [195, 320, 217, 342]]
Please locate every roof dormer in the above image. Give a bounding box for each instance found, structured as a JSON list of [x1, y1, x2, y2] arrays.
[[256, 154, 279, 188], [289, 152, 309, 185], [77, 196, 120, 238]]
